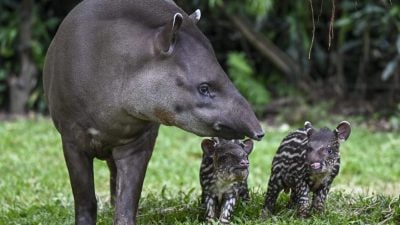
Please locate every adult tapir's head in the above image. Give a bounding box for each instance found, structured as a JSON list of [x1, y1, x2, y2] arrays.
[[121, 5, 264, 140]]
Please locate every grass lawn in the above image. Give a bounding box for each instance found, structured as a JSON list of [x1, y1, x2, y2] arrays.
[[0, 118, 399, 224]]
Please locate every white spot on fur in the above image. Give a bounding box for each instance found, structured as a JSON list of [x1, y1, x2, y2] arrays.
[[88, 128, 100, 136]]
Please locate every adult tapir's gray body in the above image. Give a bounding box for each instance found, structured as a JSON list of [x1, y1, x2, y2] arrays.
[[43, 0, 264, 224]]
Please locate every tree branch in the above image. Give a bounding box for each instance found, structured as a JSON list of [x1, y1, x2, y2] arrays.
[[224, 12, 314, 95]]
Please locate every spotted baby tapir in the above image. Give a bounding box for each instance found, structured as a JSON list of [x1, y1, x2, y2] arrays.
[[262, 121, 351, 218], [200, 138, 254, 224]]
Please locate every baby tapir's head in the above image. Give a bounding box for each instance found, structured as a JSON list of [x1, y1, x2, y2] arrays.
[[304, 121, 351, 174], [201, 138, 253, 182]]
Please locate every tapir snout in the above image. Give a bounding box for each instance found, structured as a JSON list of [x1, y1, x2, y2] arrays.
[[211, 111, 264, 140], [211, 93, 264, 141]]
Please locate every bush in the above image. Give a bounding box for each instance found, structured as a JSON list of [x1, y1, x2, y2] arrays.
[[227, 52, 270, 115]]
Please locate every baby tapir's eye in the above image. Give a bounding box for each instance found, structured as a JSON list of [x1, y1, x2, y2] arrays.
[[218, 155, 228, 163], [327, 148, 333, 154], [198, 83, 210, 96]]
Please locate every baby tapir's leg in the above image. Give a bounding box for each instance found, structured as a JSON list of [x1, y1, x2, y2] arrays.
[[312, 185, 331, 212], [262, 175, 283, 218], [238, 181, 250, 202], [204, 194, 217, 222], [219, 193, 236, 224], [294, 181, 310, 218]]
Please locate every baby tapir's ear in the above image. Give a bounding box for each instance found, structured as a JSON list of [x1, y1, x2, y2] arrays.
[[242, 139, 254, 155], [335, 121, 351, 142], [304, 121, 313, 129], [201, 139, 216, 155], [304, 121, 315, 138]]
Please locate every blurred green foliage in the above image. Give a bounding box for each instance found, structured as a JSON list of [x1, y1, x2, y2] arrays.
[[336, 2, 400, 80], [0, 0, 399, 119], [0, 2, 18, 105], [227, 52, 270, 115], [208, 0, 273, 17], [0, 0, 58, 113]]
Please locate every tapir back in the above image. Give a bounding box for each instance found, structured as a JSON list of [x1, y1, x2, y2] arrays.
[[44, 0, 185, 122]]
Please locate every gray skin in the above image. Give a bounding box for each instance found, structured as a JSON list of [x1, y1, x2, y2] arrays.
[[43, 0, 264, 225]]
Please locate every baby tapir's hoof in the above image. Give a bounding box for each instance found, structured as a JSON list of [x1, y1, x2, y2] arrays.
[[261, 208, 271, 221], [205, 216, 216, 223], [219, 217, 230, 224], [297, 208, 310, 219]]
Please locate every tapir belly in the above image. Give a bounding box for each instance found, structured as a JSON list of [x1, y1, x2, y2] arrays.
[[48, 95, 155, 160]]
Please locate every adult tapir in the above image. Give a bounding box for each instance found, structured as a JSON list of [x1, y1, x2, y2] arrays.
[[43, 0, 264, 224]]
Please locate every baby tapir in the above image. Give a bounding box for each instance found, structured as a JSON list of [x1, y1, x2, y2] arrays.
[[262, 121, 351, 218], [200, 138, 254, 223]]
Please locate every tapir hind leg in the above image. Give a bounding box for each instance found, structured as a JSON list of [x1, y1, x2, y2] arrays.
[[62, 139, 97, 225], [112, 124, 159, 225]]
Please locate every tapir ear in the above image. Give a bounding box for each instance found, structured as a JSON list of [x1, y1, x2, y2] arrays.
[[201, 139, 216, 155], [335, 121, 351, 142], [304, 121, 313, 129], [189, 9, 201, 24], [242, 139, 254, 155], [304, 121, 315, 138], [156, 13, 183, 54]]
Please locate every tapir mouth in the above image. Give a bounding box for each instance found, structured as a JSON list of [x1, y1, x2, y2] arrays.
[[213, 123, 245, 140], [310, 162, 322, 171], [213, 122, 264, 141], [234, 165, 249, 170], [249, 131, 264, 141]]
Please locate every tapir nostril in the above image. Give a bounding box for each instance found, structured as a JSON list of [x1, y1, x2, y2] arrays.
[[239, 159, 249, 167], [256, 133, 265, 139], [252, 132, 265, 140]]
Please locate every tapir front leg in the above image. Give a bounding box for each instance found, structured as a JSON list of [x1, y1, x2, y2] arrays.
[[312, 185, 331, 212], [62, 139, 97, 225], [219, 193, 236, 224], [112, 125, 159, 225], [204, 194, 217, 222]]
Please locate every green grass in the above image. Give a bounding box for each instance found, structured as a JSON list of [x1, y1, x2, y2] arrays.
[[0, 118, 399, 224]]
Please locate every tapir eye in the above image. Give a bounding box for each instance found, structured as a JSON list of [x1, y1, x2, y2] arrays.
[[198, 83, 211, 97], [327, 148, 333, 154]]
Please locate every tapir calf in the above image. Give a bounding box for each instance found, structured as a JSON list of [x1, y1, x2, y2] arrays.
[[43, 0, 264, 224]]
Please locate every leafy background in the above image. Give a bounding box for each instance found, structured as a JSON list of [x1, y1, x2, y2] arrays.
[[0, 0, 399, 127]]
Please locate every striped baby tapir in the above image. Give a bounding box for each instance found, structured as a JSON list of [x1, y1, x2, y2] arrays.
[[200, 138, 254, 224], [262, 121, 351, 218]]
